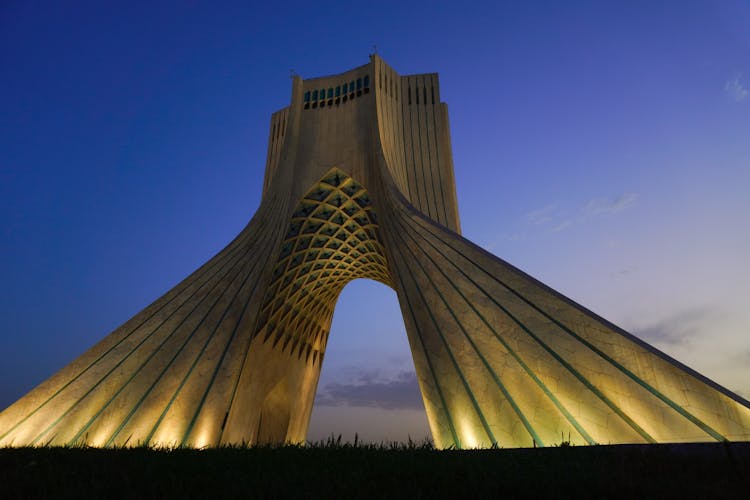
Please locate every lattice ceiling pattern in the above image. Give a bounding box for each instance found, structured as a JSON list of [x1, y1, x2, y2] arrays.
[[252, 169, 392, 365]]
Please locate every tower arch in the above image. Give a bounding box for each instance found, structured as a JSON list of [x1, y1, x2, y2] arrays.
[[1, 56, 749, 449], [220, 168, 393, 444]]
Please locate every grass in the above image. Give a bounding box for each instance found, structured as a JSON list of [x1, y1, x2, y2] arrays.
[[1, 440, 749, 499]]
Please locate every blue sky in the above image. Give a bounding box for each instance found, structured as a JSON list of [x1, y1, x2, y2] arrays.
[[1, 1, 749, 443]]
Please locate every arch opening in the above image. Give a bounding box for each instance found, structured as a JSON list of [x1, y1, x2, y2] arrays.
[[308, 278, 430, 444]]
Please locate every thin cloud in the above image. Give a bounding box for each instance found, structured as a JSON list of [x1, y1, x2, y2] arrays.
[[524, 193, 639, 233], [552, 220, 572, 232], [617, 265, 638, 276], [725, 74, 748, 102], [315, 370, 424, 410], [584, 193, 639, 217], [634, 307, 716, 347], [631, 308, 750, 400], [524, 204, 557, 225]]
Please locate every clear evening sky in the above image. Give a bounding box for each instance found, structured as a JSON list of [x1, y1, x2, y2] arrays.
[[1, 1, 748, 443]]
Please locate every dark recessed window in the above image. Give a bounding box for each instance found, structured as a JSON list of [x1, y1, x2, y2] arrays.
[[335, 86, 341, 97], [327, 88, 333, 99], [350, 81, 355, 93], [408, 86, 411, 105], [416, 86, 419, 105], [312, 90, 318, 100], [364, 75, 369, 88], [320, 89, 326, 100], [356, 78, 362, 90], [423, 86, 427, 105], [304, 91, 310, 102], [431, 86, 435, 105]]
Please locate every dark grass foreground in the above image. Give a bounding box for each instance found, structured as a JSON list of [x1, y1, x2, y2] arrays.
[[1, 440, 749, 499]]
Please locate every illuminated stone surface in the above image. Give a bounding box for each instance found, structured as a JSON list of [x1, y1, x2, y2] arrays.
[[2, 56, 749, 448]]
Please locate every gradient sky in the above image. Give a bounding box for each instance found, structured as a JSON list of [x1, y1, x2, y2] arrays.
[[1, 1, 749, 443]]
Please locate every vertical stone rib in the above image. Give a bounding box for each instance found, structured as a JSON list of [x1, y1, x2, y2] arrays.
[[388, 209, 544, 446], [391, 205, 595, 445], [48, 199, 283, 447], [388, 253, 461, 448]]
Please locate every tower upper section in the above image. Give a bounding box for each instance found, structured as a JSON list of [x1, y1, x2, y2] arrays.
[[263, 56, 461, 234]]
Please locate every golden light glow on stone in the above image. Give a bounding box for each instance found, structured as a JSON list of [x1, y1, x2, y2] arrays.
[[0, 56, 748, 450], [458, 416, 479, 449]]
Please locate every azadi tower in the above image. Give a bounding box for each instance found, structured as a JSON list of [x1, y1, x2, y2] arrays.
[[2, 56, 749, 449]]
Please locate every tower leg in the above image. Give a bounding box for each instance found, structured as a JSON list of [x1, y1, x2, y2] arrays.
[[382, 188, 750, 448]]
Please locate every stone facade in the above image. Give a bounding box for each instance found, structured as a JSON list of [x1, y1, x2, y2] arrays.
[[1, 56, 749, 448]]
